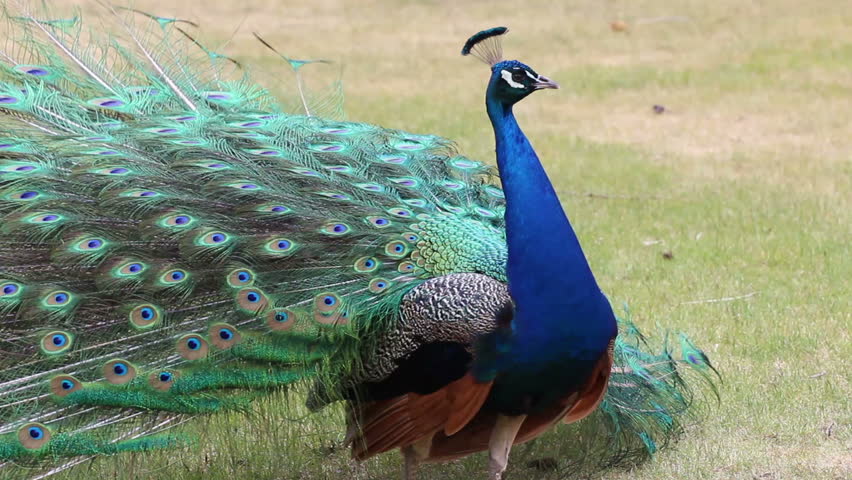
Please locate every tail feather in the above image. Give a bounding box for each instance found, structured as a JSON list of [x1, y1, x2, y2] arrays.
[[0, 4, 508, 471]]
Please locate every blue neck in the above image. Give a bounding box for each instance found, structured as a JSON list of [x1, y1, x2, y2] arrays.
[[487, 97, 613, 350]]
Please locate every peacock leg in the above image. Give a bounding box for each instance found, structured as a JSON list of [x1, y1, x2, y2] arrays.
[[401, 434, 434, 480], [487, 414, 527, 480]]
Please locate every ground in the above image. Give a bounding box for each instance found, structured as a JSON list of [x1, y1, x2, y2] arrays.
[[44, 0, 852, 478]]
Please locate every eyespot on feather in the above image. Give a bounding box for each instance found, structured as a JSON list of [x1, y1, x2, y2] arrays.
[[389, 177, 418, 188], [115, 260, 146, 277], [450, 158, 482, 170], [7, 190, 40, 201], [441, 180, 466, 191], [264, 237, 297, 255], [315, 191, 351, 201], [27, 213, 63, 224], [42, 290, 72, 308], [236, 288, 269, 313], [397, 261, 417, 273], [324, 164, 353, 173], [122, 189, 161, 198], [18, 423, 51, 450], [1, 282, 23, 298], [196, 231, 230, 246], [85, 148, 123, 156], [102, 359, 137, 385], [148, 370, 179, 391], [354, 256, 379, 273], [49, 374, 82, 397], [384, 241, 408, 258], [376, 154, 406, 164], [355, 183, 385, 192], [320, 222, 351, 236], [41, 331, 73, 355], [266, 308, 297, 331], [393, 139, 424, 151], [203, 91, 234, 102], [2, 162, 40, 173], [92, 166, 132, 176], [474, 207, 498, 217], [402, 232, 419, 243], [196, 161, 231, 170], [229, 119, 266, 128], [145, 126, 181, 135], [387, 207, 413, 218], [366, 216, 392, 228], [170, 114, 197, 122], [313, 292, 341, 313], [159, 269, 189, 285], [245, 147, 282, 157], [309, 142, 346, 152], [129, 304, 161, 329], [209, 323, 241, 349], [73, 237, 107, 252], [257, 204, 291, 214], [368, 278, 392, 294], [88, 97, 127, 109], [15, 64, 52, 77], [176, 334, 209, 360], [227, 269, 255, 287], [159, 213, 195, 228], [226, 182, 262, 190]]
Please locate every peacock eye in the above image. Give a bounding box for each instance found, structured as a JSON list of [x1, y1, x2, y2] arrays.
[[512, 70, 525, 83]]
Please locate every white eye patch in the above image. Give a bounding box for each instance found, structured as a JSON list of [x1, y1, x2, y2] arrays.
[[500, 69, 525, 89]]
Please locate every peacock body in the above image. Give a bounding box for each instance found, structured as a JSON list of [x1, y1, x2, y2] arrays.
[[0, 8, 717, 480]]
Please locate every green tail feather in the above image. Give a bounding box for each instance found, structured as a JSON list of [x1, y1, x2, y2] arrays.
[[600, 314, 719, 456], [0, 4, 505, 467]]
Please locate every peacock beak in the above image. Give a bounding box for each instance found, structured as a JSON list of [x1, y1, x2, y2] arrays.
[[533, 75, 559, 90]]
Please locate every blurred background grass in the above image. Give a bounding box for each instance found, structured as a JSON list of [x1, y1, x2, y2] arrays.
[[37, 0, 852, 478]]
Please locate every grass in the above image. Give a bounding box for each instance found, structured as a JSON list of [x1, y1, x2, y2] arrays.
[[19, 0, 852, 478]]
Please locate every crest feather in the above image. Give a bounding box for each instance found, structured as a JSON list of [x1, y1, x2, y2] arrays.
[[461, 27, 508, 66]]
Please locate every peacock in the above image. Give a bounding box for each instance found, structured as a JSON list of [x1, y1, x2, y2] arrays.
[[0, 6, 718, 480]]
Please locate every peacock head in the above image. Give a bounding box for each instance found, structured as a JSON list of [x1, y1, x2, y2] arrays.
[[487, 60, 559, 105], [462, 27, 559, 107]]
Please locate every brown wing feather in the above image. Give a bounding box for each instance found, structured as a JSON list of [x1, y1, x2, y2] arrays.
[[445, 374, 494, 435], [350, 373, 493, 460]]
